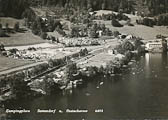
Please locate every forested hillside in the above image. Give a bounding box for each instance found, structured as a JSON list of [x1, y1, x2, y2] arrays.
[[0, 0, 29, 18], [0, 0, 168, 19], [138, 0, 168, 16], [29, 0, 168, 16], [29, 0, 135, 14]]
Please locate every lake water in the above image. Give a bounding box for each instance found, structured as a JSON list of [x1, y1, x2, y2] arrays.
[[2, 53, 168, 120]]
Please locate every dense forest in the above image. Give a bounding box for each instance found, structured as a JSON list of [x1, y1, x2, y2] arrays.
[[141, 0, 168, 16], [30, 0, 135, 13], [29, 0, 168, 16], [0, 0, 29, 18], [0, 0, 168, 18]]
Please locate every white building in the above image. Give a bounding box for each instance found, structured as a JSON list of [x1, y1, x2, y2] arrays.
[[145, 41, 162, 52]]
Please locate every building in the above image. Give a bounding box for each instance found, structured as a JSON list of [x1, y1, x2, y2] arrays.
[[145, 39, 167, 52]]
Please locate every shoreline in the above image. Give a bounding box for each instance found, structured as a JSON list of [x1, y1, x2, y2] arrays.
[[0, 38, 144, 103]]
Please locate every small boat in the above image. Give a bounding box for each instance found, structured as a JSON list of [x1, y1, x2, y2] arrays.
[[85, 92, 91, 96], [110, 74, 115, 77], [100, 82, 104, 85]]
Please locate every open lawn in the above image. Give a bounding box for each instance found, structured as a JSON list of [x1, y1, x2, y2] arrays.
[[78, 52, 116, 68], [95, 20, 168, 40], [0, 17, 45, 46], [95, 10, 168, 40], [0, 17, 24, 28], [0, 56, 33, 72], [0, 31, 45, 46]]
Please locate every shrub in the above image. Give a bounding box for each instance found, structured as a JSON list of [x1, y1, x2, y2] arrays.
[[40, 32, 47, 39], [116, 13, 130, 21], [5, 23, 9, 32], [142, 18, 155, 27], [0, 43, 5, 51], [10, 73, 31, 99], [128, 23, 134, 26], [0, 29, 7, 37], [137, 18, 155, 27], [65, 61, 77, 81], [111, 19, 123, 27], [14, 22, 20, 32], [122, 41, 134, 51], [113, 31, 120, 37], [0, 23, 2, 29], [156, 14, 168, 26]]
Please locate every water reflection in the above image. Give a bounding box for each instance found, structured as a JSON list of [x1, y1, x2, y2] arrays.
[[2, 53, 168, 119]]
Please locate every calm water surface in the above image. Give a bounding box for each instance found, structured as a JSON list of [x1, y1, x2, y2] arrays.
[[3, 53, 168, 120]]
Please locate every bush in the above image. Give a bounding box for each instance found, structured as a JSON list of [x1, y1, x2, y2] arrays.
[[137, 18, 155, 27], [0, 29, 7, 37], [10, 73, 31, 99], [111, 19, 123, 27], [65, 62, 77, 81], [14, 22, 20, 32], [0, 43, 5, 51], [122, 41, 134, 51], [88, 29, 99, 38], [128, 23, 134, 26], [157, 13, 168, 26], [116, 13, 130, 21], [40, 32, 47, 39], [5, 23, 9, 32], [113, 31, 120, 37], [142, 18, 155, 27], [56, 27, 66, 36], [0, 24, 2, 29], [116, 41, 134, 54]]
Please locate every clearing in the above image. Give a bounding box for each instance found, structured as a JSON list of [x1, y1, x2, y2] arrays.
[[0, 17, 24, 28], [0, 17, 45, 46], [0, 31, 45, 46], [0, 56, 33, 72], [95, 10, 168, 40]]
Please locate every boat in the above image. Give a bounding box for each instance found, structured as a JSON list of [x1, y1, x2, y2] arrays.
[[100, 82, 104, 85]]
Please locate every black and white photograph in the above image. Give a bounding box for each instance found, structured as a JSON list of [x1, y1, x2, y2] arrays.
[[0, 0, 168, 119]]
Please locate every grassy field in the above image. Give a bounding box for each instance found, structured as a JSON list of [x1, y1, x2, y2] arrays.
[[95, 10, 168, 40], [0, 17, 24, 28], [100, 20, 168, 40], [0, 17, 45, 46], [0, 31, 45, 46], [0, 56, 33, 72]]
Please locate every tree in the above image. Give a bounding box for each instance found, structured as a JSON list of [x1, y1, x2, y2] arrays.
[[65, 61, 77, 81], [5, 23, 9, 32], [142, 18, 155, 27], [111, 19, 123, 27], [0, 23, 2, 29], [0, 0, 29, 18], [0, 29, 6, 37], [122, 41, 134, 51], [70, 26, 80, 37], [10, 73, 31, 99], [113, 31, 120, 37], [40, 32, 47, 39], [88, 29, 98, 38], [102, 2, 106, 10], [14, 22, 20, 32], [0, 43, 5, 51], [162, 37, 167, 52], [44, 77, 55, 95]]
